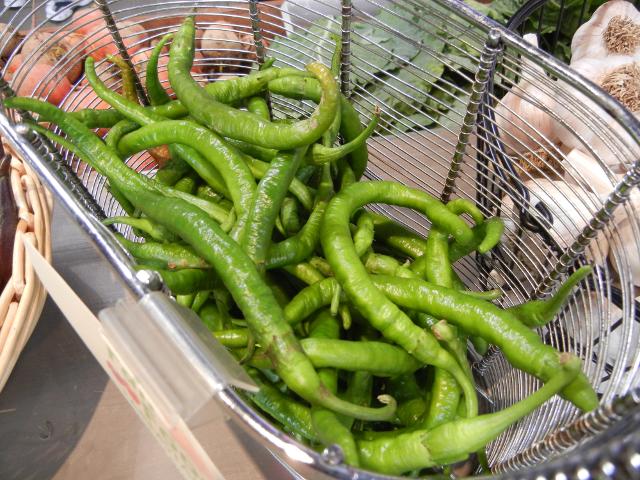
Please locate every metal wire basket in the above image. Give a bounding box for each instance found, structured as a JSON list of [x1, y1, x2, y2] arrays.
[[1, 0, 640, 478]]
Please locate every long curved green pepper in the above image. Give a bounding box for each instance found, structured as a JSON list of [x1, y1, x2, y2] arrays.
[[507, 266, 592, 327], [26, 114, 229, 227], [280, 197, 301, 236], [311, 111, 378, 165], [321, 181, 477, 418], [69, 66, 310, 128], [85, 56, 233, 199], [267, 76, 369, 178], [9, 97, 397, 422], [107, 55, 138, 102], [105, 119, 138, 151], [357, 355, 582, 474], [199, 301, 225, 332], [353, 212, 374, 257], [265, 200, 327, 269], [309, 311, 360, 467], [169, 17, 339, 149], [422, 220, 467, 425], [304, 338, 421, 376], [246, 157, 314, 211], [147, 34, 174, 106], [102, 216, 179, 243], [114, 233, 209, 270], [242, 147, 308, 272], [151, 267, 217, 295], [246, 368, 317, 442], [372, 274, 597, 412], [212, 329, 250, 347], [244, 337, 420, 377], [283, 262, 325, 285], [449, 216, 505, 262], [263, 159, 332, 269], [344, 369, 373, 432], [246, 96, 271, 120], [117, 119, 254, 221]]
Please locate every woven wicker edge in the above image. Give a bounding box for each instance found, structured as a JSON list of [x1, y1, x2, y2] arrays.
[[0, 143, 52, 393]]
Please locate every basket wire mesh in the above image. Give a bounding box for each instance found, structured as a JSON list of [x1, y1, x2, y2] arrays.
[[1, 0, 640, 477]]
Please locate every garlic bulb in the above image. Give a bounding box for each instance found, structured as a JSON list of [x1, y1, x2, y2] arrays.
[[199, 23, 254, 59], [572, 0, 640, 63], [500, 179, 609, 267], [563, 148, 616, 196], [561, 149, 640, 285], [495, 34, 557, 155], [554, 56, 640, 168]]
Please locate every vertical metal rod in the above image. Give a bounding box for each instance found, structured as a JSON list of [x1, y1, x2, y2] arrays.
[[0, 76, 107, 221], [93, 0, 150, 106], [248, 0, 266, 66], [339, 0, 352, 98], [440, 29, 501, 203], [248, 0, 272, 114], [534, 168, 640, 297]]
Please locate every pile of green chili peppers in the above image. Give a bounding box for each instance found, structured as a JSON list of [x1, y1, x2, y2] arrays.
[[4, 16, 599, 476]]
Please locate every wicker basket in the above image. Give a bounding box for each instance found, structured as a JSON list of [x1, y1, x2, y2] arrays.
[[0, 143, 52, 393]]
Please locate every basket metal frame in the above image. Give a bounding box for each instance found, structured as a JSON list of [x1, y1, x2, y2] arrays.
[[2, 0, 640, 477]]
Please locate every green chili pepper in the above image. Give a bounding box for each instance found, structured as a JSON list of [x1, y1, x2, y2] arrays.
[[309, 310, 360, 467], [310, 110, 378, 165], [280, 197, 301, 236], [265, 200, 326, 269], [169, 17, 338, 150], [151, 267, 217, 295], [70, 66, 310, 128], [507, 267, 592, 328], [10, 96, 397, 422], [199, 301, 225, 332], [372, 274, 597, 412], [353, 212, 374, 258], [102, 216, 179, 243], [147, 34, 174, 106], [357, 355, 582, 474], [321, 181, 477, 418], [246, 156, 314, 211], [115, 233, 208, 270], [242, 147, 308, 273], [105, 119, 138, 151], [246, 96, 271, 120], [107, 55, 138, 103], [268, 76, 369, 178], [246, 368, 317, 442]]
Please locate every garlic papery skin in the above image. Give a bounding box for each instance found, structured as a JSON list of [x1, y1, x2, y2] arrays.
[[495, 34, 557, 155], [554, 56, 640, 168], [609, 218, 640, 285], [571, 0, 640, 63], [562, 148, 616, 197], [500, 179, 609, 268], [561, 152, 640, 285]]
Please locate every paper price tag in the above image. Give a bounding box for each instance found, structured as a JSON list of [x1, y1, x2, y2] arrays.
[[104, 342, 224, 480], [23, 240, 225, 480]]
